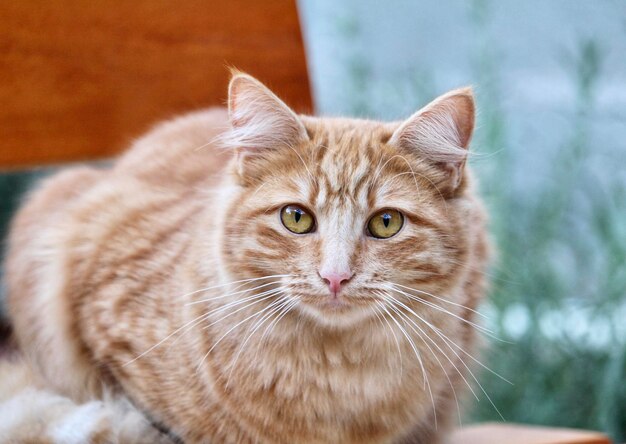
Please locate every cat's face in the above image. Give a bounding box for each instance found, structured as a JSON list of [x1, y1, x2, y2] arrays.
[[220, 73, 475, 328]]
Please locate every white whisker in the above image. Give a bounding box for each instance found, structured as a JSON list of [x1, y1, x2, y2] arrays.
[[371, 304, 393, 350], [123, 310, 212, 366], [375, 301, 404, 377], [378, 298, 436, 429], [196, 289, 286, 365], [225, 296, 290, 386], [387, 300, 463, 427], [287, 145, 315, 183], [431, 324, 513, 385], [195, 301, 272, 374], [164, 288, 285, 355], [411, 308, 507, 420], [202, 288, 283, 330], [387, 285, 496, 337], [393, 282, 488, 319], [383, 292, 478, 400], [176, 274, 292, 301], [186, 280, 282, 306], [379, 300, 426, 389], [124, 281, 284, 366], [255, 299, 299, 354]]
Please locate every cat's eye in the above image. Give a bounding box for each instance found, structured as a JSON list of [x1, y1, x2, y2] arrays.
[[367, 209, 404, 239], [280, 205, 315, 234]]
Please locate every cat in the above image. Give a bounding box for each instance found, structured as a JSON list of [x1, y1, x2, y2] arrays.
[[2, 71, 489, 443]]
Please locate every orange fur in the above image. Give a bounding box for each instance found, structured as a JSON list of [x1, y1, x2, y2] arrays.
[[4, 74, 489, 443]]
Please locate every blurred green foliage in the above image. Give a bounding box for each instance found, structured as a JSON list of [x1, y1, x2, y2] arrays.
[[470, 34, 626, 441]]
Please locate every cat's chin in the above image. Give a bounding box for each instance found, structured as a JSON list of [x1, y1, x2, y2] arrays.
[[296, 297, 376, 328]]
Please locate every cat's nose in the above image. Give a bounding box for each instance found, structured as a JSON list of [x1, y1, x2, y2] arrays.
[[319, 269, 353, 295]]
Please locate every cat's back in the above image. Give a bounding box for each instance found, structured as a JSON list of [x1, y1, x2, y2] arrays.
[[115, 107, 231, 186], [9, 106, 231, 272], [11, 106, 230, 227], [11, 106, 230, 250]]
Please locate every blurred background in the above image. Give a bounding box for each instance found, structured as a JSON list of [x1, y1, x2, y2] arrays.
[[1, 0, 625, 441]]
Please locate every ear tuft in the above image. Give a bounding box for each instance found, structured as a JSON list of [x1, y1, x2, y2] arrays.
[[390, 87, 475, 192], [224, 72, 308, 151]]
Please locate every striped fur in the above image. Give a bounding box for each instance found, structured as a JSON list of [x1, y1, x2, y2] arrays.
[[2, 74, 489, 443]]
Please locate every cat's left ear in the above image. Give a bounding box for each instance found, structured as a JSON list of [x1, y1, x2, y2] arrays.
[[389, 87, 475, 195]]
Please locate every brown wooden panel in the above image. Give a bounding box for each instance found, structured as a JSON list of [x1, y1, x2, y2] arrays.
[[450, 423, 612, 444], [0, 0, 312, 168]]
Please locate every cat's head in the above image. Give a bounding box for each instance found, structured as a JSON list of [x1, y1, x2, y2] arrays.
[[219, 72, 477, 328]]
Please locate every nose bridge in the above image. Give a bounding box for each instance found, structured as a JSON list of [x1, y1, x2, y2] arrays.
[[319, 214, 357, 275]]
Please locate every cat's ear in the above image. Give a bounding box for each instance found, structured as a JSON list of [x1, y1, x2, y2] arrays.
[[226, 72, 308, 152], [389, 87, 475, 195]]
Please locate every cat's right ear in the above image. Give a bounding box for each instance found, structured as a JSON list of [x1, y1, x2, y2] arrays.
[[389, 87, 475, 196], [225, 72, 308, 180]]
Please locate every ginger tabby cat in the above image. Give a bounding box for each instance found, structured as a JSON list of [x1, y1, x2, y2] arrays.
[[2, 72, 489, 443]]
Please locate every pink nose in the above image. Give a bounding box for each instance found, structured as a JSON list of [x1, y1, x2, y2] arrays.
[[319, 270, 352, 295]]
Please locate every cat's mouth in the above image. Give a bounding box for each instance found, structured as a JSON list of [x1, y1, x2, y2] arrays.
[[296, 291, 379, 323], [317, 295, 351, 311]]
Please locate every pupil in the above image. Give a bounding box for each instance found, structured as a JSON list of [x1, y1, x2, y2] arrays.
[[383, 213, 391, 228], [294, 210, 302, 223]]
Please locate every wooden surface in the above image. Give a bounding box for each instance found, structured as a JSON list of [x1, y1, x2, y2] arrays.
[[0, 0, 312, 168], [450, 423, 612, 444]]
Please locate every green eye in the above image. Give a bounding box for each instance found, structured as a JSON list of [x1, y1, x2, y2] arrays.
[[367, 209, 404, 239], [280, 205, 315, 234]]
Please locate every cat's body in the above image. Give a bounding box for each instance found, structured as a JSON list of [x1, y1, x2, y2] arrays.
[[3, 74, 489, 443]]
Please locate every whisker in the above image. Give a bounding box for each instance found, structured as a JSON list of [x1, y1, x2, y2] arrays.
[[176, 274, 293, 301], [195, 298, 278, 374], [386, 300, 463, 427], [371, 304, 393, 349], [123, 310, 213, 366], [385, 299, 455, 429], [164, 288, 285, 354], [392, 282, 488, 320], [286, 145, 315, 183], [375, 300, 404, 377], [387, 286, 511, 385], [225, 296, 290, 386], [387, 167, 449, 214], [186, 280, 282, 306], [379, 300, 426, 389], [410, 308, 507, 420], [383, 292, 479, 400], [202, 288, 283, 330], [187, 287, 284, 332], [371, 303, 402, 382], [378, 297, 436, 428], [192, 127, 232, 152], [193, 138, 220, 152], [252, 299, 299, 364], [387, 285, 496, 337], [125, 284, 284, 366], [431, 324, 513, 385]]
